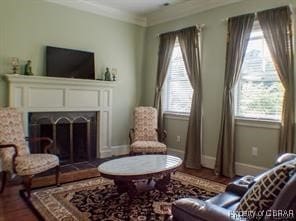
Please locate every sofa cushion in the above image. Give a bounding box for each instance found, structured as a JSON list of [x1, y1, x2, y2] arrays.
[[236, 160, 296, 216], [207, 192, 241, 208], [226, 175, 255, 197], [172, 198, 233, 221]]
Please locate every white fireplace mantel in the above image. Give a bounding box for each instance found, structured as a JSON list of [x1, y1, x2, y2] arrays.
[[5, 74, 116, 158]]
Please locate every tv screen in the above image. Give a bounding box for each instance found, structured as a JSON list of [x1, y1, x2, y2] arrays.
[[46, 46, 95, 79]]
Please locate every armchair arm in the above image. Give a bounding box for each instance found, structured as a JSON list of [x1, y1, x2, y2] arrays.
[[172, 198, 238, 221], [129, 129, 135, 144], [26, 137, 54, 153], [156, 129, 167, 142], [0, 144, 19, 173], [225, 175, 255, 197]]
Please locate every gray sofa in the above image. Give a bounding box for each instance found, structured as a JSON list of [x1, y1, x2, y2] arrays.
[[170, 153, 296, 221]]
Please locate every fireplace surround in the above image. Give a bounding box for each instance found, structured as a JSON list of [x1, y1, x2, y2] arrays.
[[5, 74, 115, 159]]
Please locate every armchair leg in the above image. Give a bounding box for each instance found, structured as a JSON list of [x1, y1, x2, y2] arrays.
[[55, 165, 61, 186], [23, 175, 33, 198], [0, 171, 7, 193]]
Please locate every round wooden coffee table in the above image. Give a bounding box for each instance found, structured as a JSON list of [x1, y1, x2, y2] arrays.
[[98, 155, 182, 198]]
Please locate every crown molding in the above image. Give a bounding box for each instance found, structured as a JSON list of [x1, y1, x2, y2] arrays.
[[44, 0, 245, 27], [146, 0, 244, 26], [45, 0, 147, 27]]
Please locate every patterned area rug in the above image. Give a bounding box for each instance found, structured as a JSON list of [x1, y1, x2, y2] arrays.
[[29, 172, 225, 221]]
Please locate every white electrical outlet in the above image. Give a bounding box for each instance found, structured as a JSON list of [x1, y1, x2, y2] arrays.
[[176, 136, 181, 143], [252, 146, 258, 156]]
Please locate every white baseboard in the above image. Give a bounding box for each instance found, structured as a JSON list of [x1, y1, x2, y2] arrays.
[[201, 155, 216, 169], [111, 145, 129, 156], [105, 146, 268, 176], [99, 145, 129, 158], [235, 162, 268, 176], [167, 148, 268, 176], [167, 148, 185, 159], [99, 149, 113, 158]]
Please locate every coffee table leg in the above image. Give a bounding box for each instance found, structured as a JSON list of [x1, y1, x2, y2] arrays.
[[114, 180, 137, 199], [155, 173, 171, 192], [126, 181, 137, 199], [114, 180, 128, 194]]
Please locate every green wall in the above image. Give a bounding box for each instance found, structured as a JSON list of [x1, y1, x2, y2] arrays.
[[142, 0, 296, 168], [1, 0, 295, 168], [0, 0, 145, 145]]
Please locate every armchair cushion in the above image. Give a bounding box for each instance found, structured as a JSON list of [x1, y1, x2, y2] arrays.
[[133, 107, 158, 141], [15, 154, 59, 176], [236, 160, 296, 214], [130, 141, 166, 153]]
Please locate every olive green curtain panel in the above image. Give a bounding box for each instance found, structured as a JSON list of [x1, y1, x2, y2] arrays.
[[154, 32, 177, 130], [178, 26, 202, 169], [257, 6, 295, 154], [154, 26, 202, 168], [215, 14, 255, 178]]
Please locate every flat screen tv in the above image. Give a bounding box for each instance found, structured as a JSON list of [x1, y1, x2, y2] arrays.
[[46, 46, 95, 79]]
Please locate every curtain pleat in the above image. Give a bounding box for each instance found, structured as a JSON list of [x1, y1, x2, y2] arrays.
[[215, 13, 255, 178], [177, 26, 202, 169], [154, 32, 177, 131], [257, 6, 295, 154]]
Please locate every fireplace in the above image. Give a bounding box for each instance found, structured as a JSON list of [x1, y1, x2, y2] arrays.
[[29, 112, 98, 165], [6, 74, 114, 159]]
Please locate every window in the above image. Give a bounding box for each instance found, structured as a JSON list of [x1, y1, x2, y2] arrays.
[[163, 39, 193, 114], [235, 22, 284, 121]]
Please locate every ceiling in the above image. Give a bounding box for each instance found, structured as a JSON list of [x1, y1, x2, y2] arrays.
[[89, 0, 189, 16], [46, 0, 244, 26]]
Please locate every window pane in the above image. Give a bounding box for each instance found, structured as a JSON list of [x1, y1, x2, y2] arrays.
[[165, 41, 193, 113], [236, 25, 284, 120]]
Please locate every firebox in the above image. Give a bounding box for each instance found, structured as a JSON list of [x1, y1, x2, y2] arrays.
[[28, 112, 98, 165]]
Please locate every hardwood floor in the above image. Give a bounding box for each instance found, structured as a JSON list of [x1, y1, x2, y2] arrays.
[[0, 165, 232, 221]]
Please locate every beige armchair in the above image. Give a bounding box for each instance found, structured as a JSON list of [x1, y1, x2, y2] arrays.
[[129, 106, 167, 154], [0, 108, 60, 198]]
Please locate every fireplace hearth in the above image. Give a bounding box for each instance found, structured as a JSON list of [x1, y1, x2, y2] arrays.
[[29, 112, 98, 165]]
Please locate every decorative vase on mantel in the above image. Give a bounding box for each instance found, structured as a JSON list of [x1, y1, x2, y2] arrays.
[[104, 67, 111, 81], [11, 57, 19, 74], [24, 60, 34, 75]]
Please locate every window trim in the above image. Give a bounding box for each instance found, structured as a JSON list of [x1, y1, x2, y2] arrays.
[[163, 111, 190, 121], [235, 117, 281, 129], [163, 112, 280, 129]]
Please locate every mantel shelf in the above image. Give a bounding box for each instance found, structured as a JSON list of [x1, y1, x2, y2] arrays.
[[5, 74, 116, 88]]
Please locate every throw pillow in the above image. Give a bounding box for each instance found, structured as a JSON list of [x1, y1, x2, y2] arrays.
[[236, 160, 295, 219]]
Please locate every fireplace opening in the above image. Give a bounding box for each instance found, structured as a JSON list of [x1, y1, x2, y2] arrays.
[[29, 112, 98, 165]]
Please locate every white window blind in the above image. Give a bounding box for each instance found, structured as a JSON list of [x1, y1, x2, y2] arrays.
[[164, 39, 193, 113], [235, 23, 284, 121]]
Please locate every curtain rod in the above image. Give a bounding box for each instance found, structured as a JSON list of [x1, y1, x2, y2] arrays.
[[155, 24, 205, 38], [220, 4, 294, 23], [221, 12, 258, 23]]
